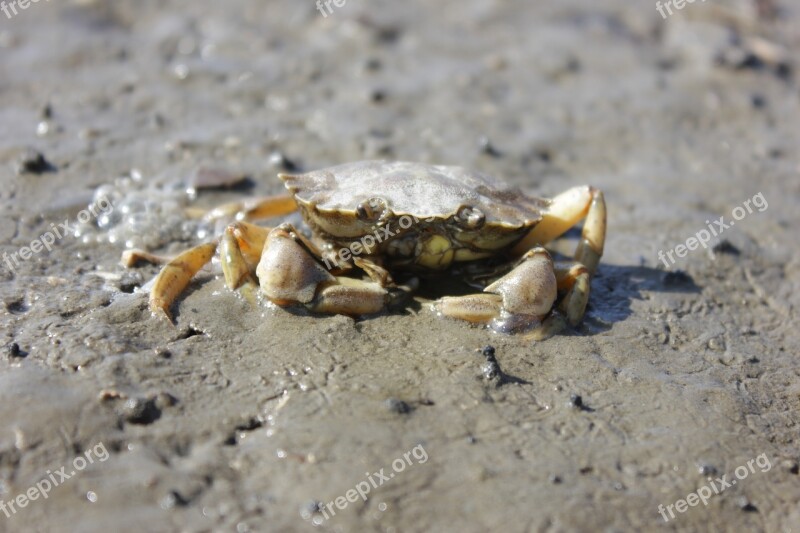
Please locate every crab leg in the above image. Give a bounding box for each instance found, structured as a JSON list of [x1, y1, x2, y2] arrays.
[[434, 293, 503, 324], [353, 256, 394, 286], [554, 261, 591, 326], [120, 218, 271, 270], [221, 222, 271, 292], [309, 277, 390, 316], [204, 194, 297, 223], [512, 186, 606, 274], [149, 241, 218, 320], [142, 222, 272, 321]]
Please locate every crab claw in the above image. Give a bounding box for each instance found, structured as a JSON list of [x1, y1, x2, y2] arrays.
[[434, 248, 558, 335], [256, 228, 335, 306], [484, 248, 557, 317]]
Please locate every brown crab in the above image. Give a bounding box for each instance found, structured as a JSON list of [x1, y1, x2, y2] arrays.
[[124, 160, 606, 339]]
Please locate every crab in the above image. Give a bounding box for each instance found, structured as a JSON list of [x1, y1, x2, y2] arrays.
[[123, 160, 606, 339]]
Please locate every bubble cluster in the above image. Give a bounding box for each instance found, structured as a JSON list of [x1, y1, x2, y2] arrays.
[[75, 169, 212, 250]]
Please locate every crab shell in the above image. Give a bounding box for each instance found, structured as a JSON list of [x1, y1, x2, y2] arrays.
[[279, 160, 550, 270]]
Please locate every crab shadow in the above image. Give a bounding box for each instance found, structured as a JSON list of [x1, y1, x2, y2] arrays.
[[576, 262, 701, 334], [168, 261, 701, 339]]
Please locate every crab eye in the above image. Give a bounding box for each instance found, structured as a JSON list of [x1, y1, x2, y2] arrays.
[[456, 205, 485, 229], [357, 198, 388, 222]]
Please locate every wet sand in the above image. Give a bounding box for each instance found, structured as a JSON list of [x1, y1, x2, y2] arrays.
[[1, 0, 799, 531]]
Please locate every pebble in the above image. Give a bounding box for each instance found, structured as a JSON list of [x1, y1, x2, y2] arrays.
[[712, 240, 740, 256], [385, 398, 411, 414], [480, 345, 501, 381], [568, 393, 583, 409], [7, 342, 26, 358], [16, 148, 55, 175], [122, 397, 161, 425], [479, 136, 502, 157], [269, 151, 298, 171]]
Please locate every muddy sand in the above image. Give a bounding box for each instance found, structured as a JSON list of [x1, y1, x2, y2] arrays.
[[1, 0, 798, 531]]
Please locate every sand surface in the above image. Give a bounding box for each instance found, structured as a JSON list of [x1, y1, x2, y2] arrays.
[[1, 0, 799, 531]]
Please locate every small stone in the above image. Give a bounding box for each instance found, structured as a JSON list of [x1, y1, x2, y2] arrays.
[[385, 398, 411, 414], [736, 496, 758, 512], [708, 338, 726, 352], [300, 500, 323, 520], [568, 393, 583, 409], [482, 360, 500, 380], [479, 346, 503, 382], [7, 342, 26, 358], [122, 397, 161, 425], [268, 151, 298, 171], [697, 464, 717, 476], [479, 136, 502, 157], [189, 167, 249, 191], [118, 271, 143, 293], [160, 490, 188, 509], [16, 148, 55, 175], [712, 240, 740, 256], [369, 89, 386, 103], [780, 459, 799, 474]]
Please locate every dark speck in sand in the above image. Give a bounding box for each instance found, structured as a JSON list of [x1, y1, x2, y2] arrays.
[[385, 398, 412, 414], [568, 393, 593, 412], [712, 240, 740, 256], [122, 397, 162, 425], [269, 151, 299, 171], [16, 148, 56, 175], [480, 345, 502, 381], [479, 136, 503, 157], [698, 464, 718, 476], [736, 496, 758, 513], [7, 342, 27, 358], [161, 490, 190, 509]]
